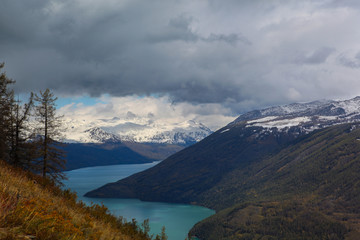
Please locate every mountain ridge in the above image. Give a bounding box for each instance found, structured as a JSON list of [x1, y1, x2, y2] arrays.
[[62, 118, 213, 169], [63, 116, 213, 145], [63, 142, 156, 171]]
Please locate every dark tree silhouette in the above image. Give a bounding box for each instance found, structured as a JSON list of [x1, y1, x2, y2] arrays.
[[9, 93, 34, 167], [0, 63, 15, 162], [34, 89, 66, 182]]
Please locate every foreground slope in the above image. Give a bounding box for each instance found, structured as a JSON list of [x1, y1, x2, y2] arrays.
[[0, 161, 157, 240]]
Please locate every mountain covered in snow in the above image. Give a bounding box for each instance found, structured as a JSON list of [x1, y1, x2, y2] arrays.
[[228, 96, 360, 134], [62, 115, 212, 145]]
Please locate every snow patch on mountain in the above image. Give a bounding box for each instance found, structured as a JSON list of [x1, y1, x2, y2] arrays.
[[248, 117, 311, 129], [247, 116, 278, 124], [229, 96, 360, 135]]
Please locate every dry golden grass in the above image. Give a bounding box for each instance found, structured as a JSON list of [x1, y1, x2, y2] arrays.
[[0, 160, 154, 240]]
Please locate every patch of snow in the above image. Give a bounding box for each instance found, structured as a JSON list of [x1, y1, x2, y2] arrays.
[[318, 116, 338, 121], [334, 98, 360, 114], [249, 117, 311, 129], [220, 129, 230, 134], [247, 116, 278, 124]]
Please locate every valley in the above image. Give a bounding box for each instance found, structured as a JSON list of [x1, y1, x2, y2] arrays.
[[3, 2, 360, 239], [85, 96, 360, 239], [63, 162, 214, 240]]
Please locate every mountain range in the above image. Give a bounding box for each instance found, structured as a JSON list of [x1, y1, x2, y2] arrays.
[[62, 115, 213, 145], [85, 96, 360, 239], [61, 115, 213, 170]]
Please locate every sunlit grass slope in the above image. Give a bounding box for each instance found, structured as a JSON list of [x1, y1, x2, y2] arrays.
[[0, 160, 155, 240]]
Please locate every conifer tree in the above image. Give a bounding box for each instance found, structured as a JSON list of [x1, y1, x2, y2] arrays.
[[34, 89, 66, 182], [9, 93, 34, 167], [0, 63, 15, 161]]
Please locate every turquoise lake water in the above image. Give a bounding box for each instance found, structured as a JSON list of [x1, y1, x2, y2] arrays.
[[63, 162, 214, 240]]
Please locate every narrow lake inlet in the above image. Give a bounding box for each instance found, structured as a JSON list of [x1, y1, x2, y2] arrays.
[[63, 162, 214, 240]]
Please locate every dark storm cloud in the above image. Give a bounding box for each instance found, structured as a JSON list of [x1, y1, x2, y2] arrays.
[[1, 0, 360, 113]]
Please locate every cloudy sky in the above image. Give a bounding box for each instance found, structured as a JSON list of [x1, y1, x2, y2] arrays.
[[2, 0, 360, 129]]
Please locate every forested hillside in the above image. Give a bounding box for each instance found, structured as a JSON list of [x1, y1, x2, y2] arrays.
[[190, 123, 360, 239]]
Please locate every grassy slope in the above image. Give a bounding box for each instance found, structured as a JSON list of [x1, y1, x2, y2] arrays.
[[0, 161, 154, 240], [190, 123, 360, 239]]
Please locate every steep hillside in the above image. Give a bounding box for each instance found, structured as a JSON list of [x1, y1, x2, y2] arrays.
[[0, 160, 162, 240], [190, 123, 360, 239]]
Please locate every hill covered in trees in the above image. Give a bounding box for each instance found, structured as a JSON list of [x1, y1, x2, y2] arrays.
[[189, 123, 360, 239]]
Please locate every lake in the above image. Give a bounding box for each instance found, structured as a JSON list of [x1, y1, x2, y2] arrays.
[[63, 162, 215, 240]]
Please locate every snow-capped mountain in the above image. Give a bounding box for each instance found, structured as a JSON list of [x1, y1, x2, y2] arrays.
[[227, 96, 360, 134], [63, 116, 212, 145]]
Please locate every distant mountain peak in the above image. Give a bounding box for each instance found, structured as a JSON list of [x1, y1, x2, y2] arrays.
[[84, 127, 122, 143], [229, 96, 360, 134], [63, 116, 212, 145]]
